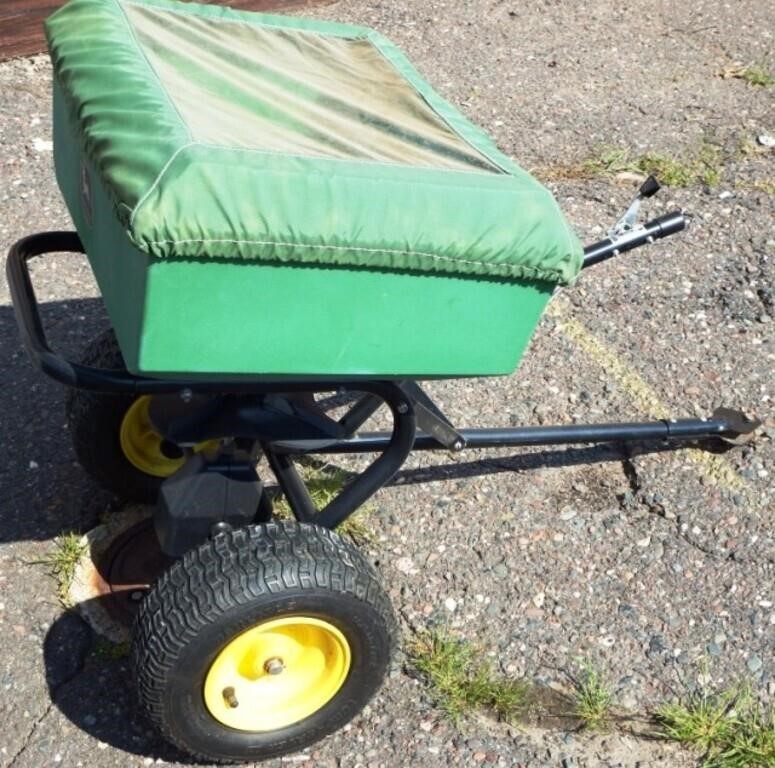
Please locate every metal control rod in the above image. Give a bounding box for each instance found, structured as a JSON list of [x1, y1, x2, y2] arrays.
[[300, 412, 756, 455]]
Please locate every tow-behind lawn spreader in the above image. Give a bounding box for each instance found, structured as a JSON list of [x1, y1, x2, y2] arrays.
[[6, 0, 760, 762]]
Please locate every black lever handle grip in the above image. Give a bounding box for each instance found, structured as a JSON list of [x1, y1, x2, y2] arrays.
[[639, 175, 661, 198]]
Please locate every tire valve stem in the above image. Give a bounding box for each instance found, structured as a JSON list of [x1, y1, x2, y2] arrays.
[[222, 686, 239, 708]]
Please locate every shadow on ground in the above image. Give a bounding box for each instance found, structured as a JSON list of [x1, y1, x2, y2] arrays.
[[43, 604, 193, 762], [0, 298, 114, 543]]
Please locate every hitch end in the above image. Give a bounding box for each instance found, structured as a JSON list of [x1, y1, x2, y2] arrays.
[[712, 407, 762, 444]]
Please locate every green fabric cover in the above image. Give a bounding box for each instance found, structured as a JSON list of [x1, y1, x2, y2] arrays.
[[46, 0, 582, 284], [54, 78, 555, 378]]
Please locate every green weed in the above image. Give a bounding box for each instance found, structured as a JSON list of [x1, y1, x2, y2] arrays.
[[720, 62, 774, 87], [743, 179, 775, 196], [537, 141, 723, 187], [742, 65, 775, 87], [656, 684, 775, 767], [272, 463, 376, 545], [657, 687, 738, 755], [571, 662, 614, 730], [584, 145, 722, 187], [407, 629, 529, 725], [30, 532, 86, 606]]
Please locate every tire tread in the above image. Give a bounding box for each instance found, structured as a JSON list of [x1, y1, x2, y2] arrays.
[[132, 521, 396, 762]]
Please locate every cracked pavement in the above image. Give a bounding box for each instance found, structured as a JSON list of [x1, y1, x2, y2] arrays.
[[1, 1, 773, 766]]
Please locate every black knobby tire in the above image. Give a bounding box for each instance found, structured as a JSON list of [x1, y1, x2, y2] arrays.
[[65, 329, 162, 503], [132, 521, 397, 763]]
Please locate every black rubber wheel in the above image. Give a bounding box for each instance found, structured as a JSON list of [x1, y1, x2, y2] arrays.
[[132, 521, 396, 763], [65, 329, 165, 503]]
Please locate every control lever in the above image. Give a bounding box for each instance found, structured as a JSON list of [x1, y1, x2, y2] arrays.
[[580, 175, 686, 270], [609, 175, 661, 238]]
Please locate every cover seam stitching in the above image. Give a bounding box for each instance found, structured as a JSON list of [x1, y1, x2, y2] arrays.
[[130, 142, 198, 226], [116, 0, 193, 141], [137, 236, 562, 280]]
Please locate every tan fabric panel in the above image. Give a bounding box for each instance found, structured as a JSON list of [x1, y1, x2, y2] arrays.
[[122, 2, 500, 173]]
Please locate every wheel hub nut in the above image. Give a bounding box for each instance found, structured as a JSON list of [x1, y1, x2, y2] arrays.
[[264, 657, 285, 675]]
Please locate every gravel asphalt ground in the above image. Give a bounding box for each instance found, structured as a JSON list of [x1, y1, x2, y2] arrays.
[[1, 1, 772, 766]]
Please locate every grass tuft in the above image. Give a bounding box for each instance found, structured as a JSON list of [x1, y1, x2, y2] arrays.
[[272, 462, 376, 546], [407, 629, 529, 725], [584, 144, 722, 187], [657, 687, 738, 755], [719, 61, 775, 87], [656, 685, 775, 767], [572, 662, 614, 730], [408, 634, 773, 768], [30, 532, 87, 606], [743, 179, 775, 196], [536, 141, 723, 187]]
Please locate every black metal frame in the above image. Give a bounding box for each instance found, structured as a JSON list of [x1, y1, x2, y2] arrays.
[[5, 227, 760, 533]]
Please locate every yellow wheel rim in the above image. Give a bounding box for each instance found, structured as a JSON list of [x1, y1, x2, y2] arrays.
[[203, 616, 351, 732], [119, 396, 219, 478]]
